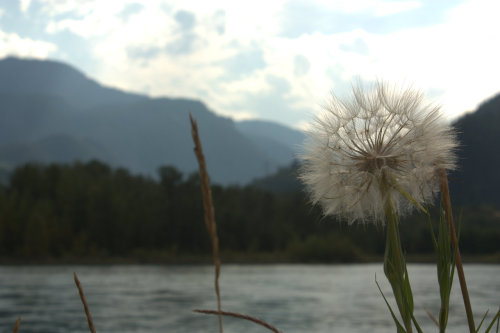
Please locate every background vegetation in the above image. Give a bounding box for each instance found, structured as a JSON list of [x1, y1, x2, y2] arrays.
[[0, 160, 498, 263]]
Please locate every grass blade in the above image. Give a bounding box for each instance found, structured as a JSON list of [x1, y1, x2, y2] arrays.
[[477, 310, 489, 332], [375, 275, 407, 333], [424, 308, 439, 327], [484, 308, 500, 333]]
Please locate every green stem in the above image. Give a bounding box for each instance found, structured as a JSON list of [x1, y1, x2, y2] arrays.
[[381, 183, 414, 333]]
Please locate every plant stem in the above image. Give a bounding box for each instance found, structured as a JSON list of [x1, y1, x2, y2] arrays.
[[12, 317, 21, 333], [190, 114, 223, 333], [74, 272, 96, 333], [384, 198, 413, 333], [194, 309, 282, 333], [438, 169, 475, 333]]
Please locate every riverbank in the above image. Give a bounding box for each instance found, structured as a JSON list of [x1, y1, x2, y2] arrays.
[[1, 251, 499, 265]]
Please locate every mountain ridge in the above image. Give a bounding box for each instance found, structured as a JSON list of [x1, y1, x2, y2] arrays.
[[0, 57, 147, 109], [0, 57, 304, 184]]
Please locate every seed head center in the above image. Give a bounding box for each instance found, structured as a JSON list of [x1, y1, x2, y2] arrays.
[[356, 153, 401, 173]]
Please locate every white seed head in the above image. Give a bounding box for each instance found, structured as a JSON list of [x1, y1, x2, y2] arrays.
[[299, 81, 457, 224]]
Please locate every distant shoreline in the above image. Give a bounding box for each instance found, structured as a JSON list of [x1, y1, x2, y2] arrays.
[[1, 252, 499, 265]]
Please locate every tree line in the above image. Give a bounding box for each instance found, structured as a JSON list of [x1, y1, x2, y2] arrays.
[[0, 161, 498, 262]]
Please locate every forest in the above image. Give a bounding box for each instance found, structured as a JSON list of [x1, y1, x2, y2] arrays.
[[0, 160, 499, 263]]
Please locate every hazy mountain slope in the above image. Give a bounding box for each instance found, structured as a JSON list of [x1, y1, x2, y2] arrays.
[[236, 120, 306, 166], [65, 98, 280, 183], [0, 93, 73, 144], [0, 57, 295, 184], [0, 134, 113, 166], [450, 93, 500, 206], [0, 57, 146, 109]]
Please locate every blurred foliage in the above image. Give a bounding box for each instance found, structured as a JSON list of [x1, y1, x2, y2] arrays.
[[0, 161, 498, 262]]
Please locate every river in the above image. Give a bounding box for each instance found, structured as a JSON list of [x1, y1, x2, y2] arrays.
[[0, 264, 498, 332]]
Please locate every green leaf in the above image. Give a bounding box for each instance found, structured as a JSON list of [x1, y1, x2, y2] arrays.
[[375, 275, 407, 333], [484, 308, 500, 333], [410, 311, 424, 333], [426, 212, 438, 251], [390, 177, 428, 214], [403, 264, 414, 313], [477, 310, 489, 332], [429, 206, 456, 332]]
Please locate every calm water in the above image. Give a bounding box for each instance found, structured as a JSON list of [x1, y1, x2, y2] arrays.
[[0, 264, 498, 332]]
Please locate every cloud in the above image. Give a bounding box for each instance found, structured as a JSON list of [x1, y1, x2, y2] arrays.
[[1, 0, 497, 129], [226, 75, 313, 125], [339, 38, 369, 55], [325, 65, 352, 96], [212, 10, 225, 35], [279, 0, 465, 37], [118, 3, 144, 21], [0, 29, 57, 58], [164, 10, 199, 55], [174, 10, 196, 31], [165, 32, 199, 55], [220, 43, 266, 80], [127, 46, 162, 60], [19, 0, 31, 13], [374, 1, 421, 16], [293, 55, 310, 77]]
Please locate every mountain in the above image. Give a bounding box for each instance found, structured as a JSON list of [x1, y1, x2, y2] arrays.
[[0, 57, 305, 184], [0, 57, 146, 109], [449, 93, 500, 206], [0, 134, 112, 166], [236, 120, 305, 167]]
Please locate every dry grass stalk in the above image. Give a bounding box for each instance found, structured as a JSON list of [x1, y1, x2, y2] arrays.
[[189, 114, 223, 333], [12, 316, 21, 333], [194, 309, 283, 333], [438, 168, 475, 332], [74, 272, 97, 333], [424, 307, 439, 327]]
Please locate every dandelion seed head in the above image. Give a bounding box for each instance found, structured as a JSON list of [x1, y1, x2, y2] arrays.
[[300, 81, 457, 224]]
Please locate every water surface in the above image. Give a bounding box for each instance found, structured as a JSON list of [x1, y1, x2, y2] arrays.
[[0, 264, 498, 332]]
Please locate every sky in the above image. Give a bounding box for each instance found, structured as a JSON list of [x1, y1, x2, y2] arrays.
[[0, 0, 499, 129]]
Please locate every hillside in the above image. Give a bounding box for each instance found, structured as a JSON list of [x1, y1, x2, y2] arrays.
[[0, 57, 146, 109], [236, 120, 305, 167], [450, 93, 500, 206], [0, 57, 305, 184]]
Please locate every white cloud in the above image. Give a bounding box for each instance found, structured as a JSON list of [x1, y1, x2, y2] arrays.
[[0, 30, 57, 58], [20, 0, 31, 13], [266, 0, 500, 122], [45, 3, 127, 37], [300, 0, 421, 15], [373, 1, 421, 17], [5, 0, 497, 127], [345, 0, 500, 119]]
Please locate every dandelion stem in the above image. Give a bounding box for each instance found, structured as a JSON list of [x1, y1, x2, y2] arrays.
[[190, 114, 223, 333], [438, 169, 475, 333], [382, 180, 414, 333]]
